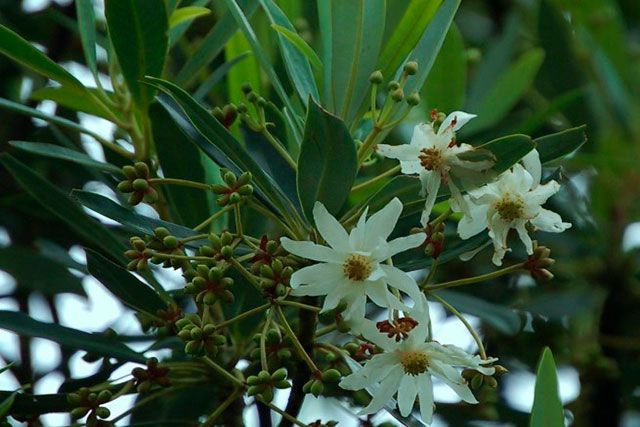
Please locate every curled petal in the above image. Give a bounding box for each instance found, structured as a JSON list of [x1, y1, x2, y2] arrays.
[[531, 208, 572, 233]]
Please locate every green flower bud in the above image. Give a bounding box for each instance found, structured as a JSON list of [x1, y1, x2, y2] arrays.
[[203, 292, 217, 305], [212, 106, 224, 121], [134, 162, 149, 178], [163, 235, 179, 249], [266, 329, 280, 345], [387, 80, 400, 91], [322, 369, 341, 383], [246, 92, 258, 103], [221, 232, 234, 245], [175, 318, 192, 329], [136, 258, 148, 271], [223, 171, 237, 186], [190, 327, 203, 340], [185, 340, 202, 354], [260, 387, 274, 402], [271, 368, 288, 382], [310, 380, 324, 397], [275, 283, 287, 297], [391, 88, 404, 102], [132, 178, 148, 191], [122, 165, 137, 180], [67, 393, 82, 405], [250, 348, 261, 359], [404, 60, 419, 75], [87, 393, 98, 405], [211, 334, 227, 346], [143, 188, 159, 204], [252, 333, 262, 344], [247, 375, 260, 386], [237, 172, 252, 186], [302, 379, 313, 394], [228, 192, 242, 204], [97, 390, 112, 404], [369, 70, 384, 84], [257, 97, 267, 107], [406, 92, 421, 106], [247, 385, 262, 396], [117, 181, 133, 192], [212, 184, 229, 194], [470, 373, 484, 389], [237, 184, 253, 196], [266, 240, 278, 253], [128, 192, 143, 206], [337, 319, 351, 333], [70, 407, 90, 418], [137, 381, 151, 394], [258, 370, 271, 383], [177, 329, 192, 341], [221, 245, 234, 259], [271, 259, 283, 274], [237, 103, 248, 114], [275, 380, 291, 389], [203, 324, 216, 335], [276, 348, 292, 360], [260, 264, 274, 279], [96, 407, 111, 419], [485, 375, 498, 388], [241, 82, 253, 94]]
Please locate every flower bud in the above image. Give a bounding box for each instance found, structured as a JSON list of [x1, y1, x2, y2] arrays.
[[390, 88, 404, 102], [275, 380, 291, 389], [276, 348, 292, 360], [132, 178, 148, 191], [321, 369, 341, 383], [122, 165, 137, 180], [134, 162, 149, 178], [97, 390, 112, 404], [96, 407, 111, 419], [258, 370, 271, 383], [70, 407, 90, 418], [271, 368, 288, 382], [117, 181, 133, 192], [247, 375, 260, 386], [310, 380, 324, 397], [221, 245, 234, 259], [387, 80, 400, 91], [260, 387, 274, 402], [163, 235, 179, 249], [369, 70, 383, 84], [241, 82, 253, 94], [406, 92, 421, 106], [404, 60, 418, 75]]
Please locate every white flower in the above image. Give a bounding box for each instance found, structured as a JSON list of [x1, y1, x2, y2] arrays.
[[377, 111, 493, 226], [281, 198, 426, 321], [340, 295, 495, 424], [456, 150, 571, 266]]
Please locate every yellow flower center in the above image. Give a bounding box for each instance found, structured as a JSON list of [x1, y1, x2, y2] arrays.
[[399, 351, 429, 376], [342, 254, 372, 282], [494, 194, 525, 222], [418, 147, 443, 171]]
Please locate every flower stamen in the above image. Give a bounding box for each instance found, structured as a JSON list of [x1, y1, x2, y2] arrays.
[[342, 254, 373, 282], [494, 194, 525, 222], [418, 147, 443, 171], [399, 351, 429, 376]]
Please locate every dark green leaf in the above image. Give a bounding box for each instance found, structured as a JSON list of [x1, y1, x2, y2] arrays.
[[523, 290, 603, 320], [105, 0, 168, 108], [319, 0, 385, 125], [9, 141, 122, 174], [478, 134, 535, 173], [0, 362, 14, 376], [145, 77, 303, 225], [0, 154, 126, 260], [193, 52, 251, 101], [271, 24, 322, 72], [0, 311, 145, 362], [297, 98, 357, 220], [262, 0, 319, 103], [0, 247, 85, 296], [75, 0, 98, 77], [530, 347, 564, 427], [394, 233, 489, 271], [86, 249, 166, 315], [535, 125, 587, 164], [0, 392, 16, 418], [0, 24, 84, 90], [30, 86, 115, 120], [169, 6, 210, 28], [0, 392, 72, 416], [35, 239, 86, 271], [438, 290, 522, 335], [150, 103, 211, 228]]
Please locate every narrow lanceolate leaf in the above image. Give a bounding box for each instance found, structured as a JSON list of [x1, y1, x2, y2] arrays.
[[30, 86, 116, 120], [0, 247, 85, 296], [86, 250, 166, 315], [261, 0, 319, 104], [530, 347, 564, 427], [169, 6, 210, 28], [150, 103, 211, 228], [297, 98, 357, 220], [9, 141, 122, 174], [145, 77, 303, 224], [0, 311, 146, 363], [319, 0, 385, 125], [271, 25, 322, 72], [0, 24, 84, 90], [105, 0, 168, 108], [0, 392, 16, 418], [378, 0, 443, 80], [478, 134, 535, 173], [535, 125, 587, 164], [0, 154, 126, 261], [463, 49, 545, 135], [75, 0, 98, 77]]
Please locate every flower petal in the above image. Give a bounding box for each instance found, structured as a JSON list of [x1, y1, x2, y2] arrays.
[[363, 197, 403, 249], [361, 365, 404, 414], [515, 220, 534, 255], [380, 265, 422, 303], [289, 263, 343, 288], [385, 233, 427, 258], [417, 374, 435, 424], [531, 208, 572, 233], [397, 374, 418, 416], [429, 360, 478, 404], [457, 202, 489, 240], [281, 238, 343, 263], [377, 143, 421, 161], [528, 180, 561, 205], [341, 293, 367, 321], [313, 202, 351, 252], [366, 281, 406, 311], [439, 111, 476, 134], [419, 171, 442, 226], [339, 353, 398, 390], [521, 149, 541, 185], [349, 207, 369, 251]]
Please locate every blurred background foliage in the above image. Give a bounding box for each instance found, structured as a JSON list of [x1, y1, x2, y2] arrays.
[[0, 0, 638, 426]]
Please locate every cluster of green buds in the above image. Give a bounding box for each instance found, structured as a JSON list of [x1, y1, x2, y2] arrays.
[[237, 83, 270, 132], [250, 329, 292, 362], [152, 303, 183, 334], [369, 60, 421, 110], [184, 265, 234, 305], [250, 236, 286, 274], [318, 301, 352, 333], [462, 365, 508, 390], [131, 357, 171, 393], [117, 162, 158, 205], [258, 258, 293, 298], [343, 341, 377, 362], [212, 169, 253, 206], [302, 368, 342, 397], [125, 236, 149, 271], [67, 387, 112, 426], [199, 231, 235, 260], [246, 368, 291, 402], [146, 227, 186, 270], [211, 103, 238, 129], [523, 242, 555, 280], [411, 221, 445, 259], [176, 314, 226, 357]]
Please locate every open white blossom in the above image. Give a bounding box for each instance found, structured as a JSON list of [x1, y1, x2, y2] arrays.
[[340, 295, 496, 424], [377, 111, 494, 226], [281, 198, 426, 321], [456, 150, 571, 265]]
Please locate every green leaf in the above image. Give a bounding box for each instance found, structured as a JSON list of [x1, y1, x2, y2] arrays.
[[535, 125, 587, 164], [463, 49, 545, 135], [175, 0, 259, 87], [394, 233, 489, 271], [0, 154, 126, 260], [478, 134, 535, 174], [530, 347, 564, 427], [0, 362, 14, 376], [169, 6, 210, 28], [145, 77, 303, 224], [0, 310, 146, 362], [30, 86, 115, 120], [378, 0, 443, 80], [0, 392, 72, 417], [297, 98, 357, 220], [150, 103, 211, 228], [193, 52, 251, 101], [319, 0, 386, 125], [422, 23, 466, 112], [72, 190, 199, 242], [262, 0, 319, 103], [105, 0, 168, 108], [437, 290, 522, 335], [0, 247, 85, 296], [0, 392, 16, 418], [75, 0, 98, 78], [86, 249, 166, 315], [0, 24, 84, 90], [271, 24, 322, 72], [9, 141, 122, 174]]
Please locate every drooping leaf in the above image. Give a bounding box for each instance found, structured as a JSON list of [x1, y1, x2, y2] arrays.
[[0, 154, 126, 261], [297, 98, 357, 220], [0, 24, 84, 90], [478, 134, 535, 173], [262, 0, 319, 103], [105, 0, 168, 108], [75, 0, 98, 78], [30, 86, 116, 120], [535, 125, 587, 164], [530, 347, 564, 427], [0, 311, 145, 362], [86, 249, 166, 315], [318, 0, 386, 125], [149, 102, 211, 228], [9, 141, 122, 174], [0, 247, 85, 296], [270, 24, 322, 72], [169, 6, 210, 28]]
